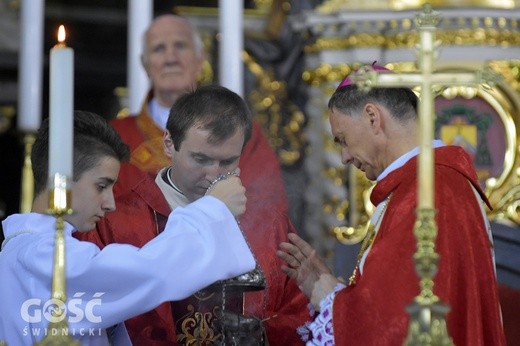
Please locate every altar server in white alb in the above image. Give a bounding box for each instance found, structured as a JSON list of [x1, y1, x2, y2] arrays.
[[0, 110, 255, 346]]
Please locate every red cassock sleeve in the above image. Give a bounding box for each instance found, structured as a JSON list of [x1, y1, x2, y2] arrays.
[[237, 123, 311, 345]]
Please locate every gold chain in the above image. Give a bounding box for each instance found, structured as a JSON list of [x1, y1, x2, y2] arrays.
[[348, 194, 392, 286], [208, 172, 267, 344]]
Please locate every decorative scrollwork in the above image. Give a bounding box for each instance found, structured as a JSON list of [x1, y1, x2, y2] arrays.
[[244, 51, 307, 167]]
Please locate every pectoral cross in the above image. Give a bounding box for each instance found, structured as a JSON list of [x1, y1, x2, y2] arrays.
[[350, 4, 499, 345]]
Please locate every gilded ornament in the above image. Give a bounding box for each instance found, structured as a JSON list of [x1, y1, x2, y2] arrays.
[[244, 52, 307, 167]]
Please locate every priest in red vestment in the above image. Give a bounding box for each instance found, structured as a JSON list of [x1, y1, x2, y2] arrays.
[[80, 14, 309, 344], [277, 65, 506, 345], [78, 86, 309, 345]]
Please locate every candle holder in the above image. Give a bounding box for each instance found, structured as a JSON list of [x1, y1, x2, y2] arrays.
[[35, 173, 79, 346], [19, 133, 36, 213], [404, 208, 452, 345]]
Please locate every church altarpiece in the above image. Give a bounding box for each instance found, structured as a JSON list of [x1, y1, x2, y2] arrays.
[[288, 2, 520, 275]]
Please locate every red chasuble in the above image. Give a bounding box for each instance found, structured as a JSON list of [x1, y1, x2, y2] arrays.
[[76, 92, 309, 345], [332, 146, 505, 345]]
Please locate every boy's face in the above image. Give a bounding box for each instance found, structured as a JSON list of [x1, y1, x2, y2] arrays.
[[65, 156, 120, 231], [164, 125, 244, 202]]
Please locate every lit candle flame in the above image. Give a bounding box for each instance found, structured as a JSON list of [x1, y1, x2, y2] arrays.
[[57, 25, 66, 44]]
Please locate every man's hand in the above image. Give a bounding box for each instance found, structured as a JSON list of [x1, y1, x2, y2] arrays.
[[207, 176, 247, 218], [277, 233, 339, 310]]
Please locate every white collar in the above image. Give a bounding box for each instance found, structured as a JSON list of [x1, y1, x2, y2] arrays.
[[377, 140, 445, 181], [155, 167, 190, 211], [148, 97, 170, 130]]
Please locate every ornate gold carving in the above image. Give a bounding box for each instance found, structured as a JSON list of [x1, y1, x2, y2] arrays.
[[244, 51, 306, 166], [479, 63, 520, 224], [319, 60, 520, 233], [19, 133, 35, 213], [330, 168, 375, 244], [303, 63, 361, 86], [317, 0, 517, 12], [422, 63, 520, 225], [491, 185, 520, 225], [489, 60, 520, 94], [303, 14, 520, 55]]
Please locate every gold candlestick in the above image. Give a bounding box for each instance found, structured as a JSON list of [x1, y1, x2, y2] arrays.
[[35, 173, 79, 346], [405, 6, 450, 344], [19, 133, 36, 213]]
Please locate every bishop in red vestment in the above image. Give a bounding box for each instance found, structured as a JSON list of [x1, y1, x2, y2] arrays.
[[332, 146, 505, 345], [277, 64, 505, 345]]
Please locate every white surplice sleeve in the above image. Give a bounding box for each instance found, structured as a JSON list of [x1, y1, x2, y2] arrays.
[[19, 195, 255, 330]]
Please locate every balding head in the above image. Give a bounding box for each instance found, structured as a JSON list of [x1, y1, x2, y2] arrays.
[[142, 14, 204, 64], [141, 14, 206, 107]]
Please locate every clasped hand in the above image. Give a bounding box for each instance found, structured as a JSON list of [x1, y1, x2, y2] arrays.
[[206, 172, 247, 218], [277, 233, 342, 311]]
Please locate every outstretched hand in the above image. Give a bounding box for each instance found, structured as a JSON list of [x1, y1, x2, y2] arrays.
[[277, 233, 340, 310], [207, 176, 247, 218]]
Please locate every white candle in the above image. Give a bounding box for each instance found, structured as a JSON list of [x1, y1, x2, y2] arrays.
[[219, 0, 244, 97], [128, 0, 152, 113], [17, 0, 44, 132], [49, 25, 74, 180]]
